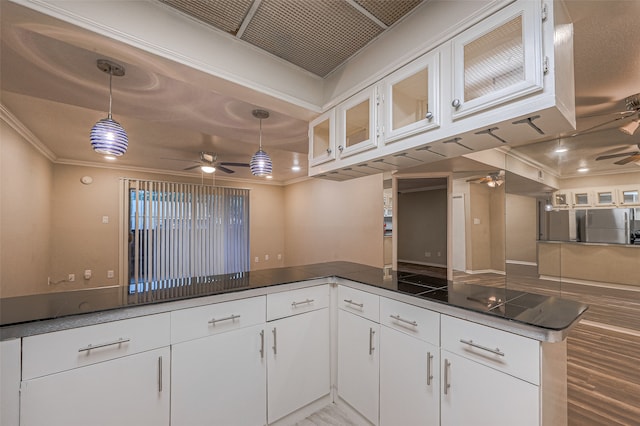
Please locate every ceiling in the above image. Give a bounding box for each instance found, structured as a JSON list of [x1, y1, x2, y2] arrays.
[[1, 0, 639, 184]]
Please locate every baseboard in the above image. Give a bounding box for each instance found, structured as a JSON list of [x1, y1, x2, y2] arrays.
[[538, 275, 640, 292], [506, 260, 538, 266], [463, 269, 505, 275], [397, 259, 446, 268]]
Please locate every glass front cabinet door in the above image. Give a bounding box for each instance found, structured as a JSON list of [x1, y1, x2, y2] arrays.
[[309, 110, 336, 166], [450, 0, 543, 119], [336, 86, 378, 159], [383, 50, 440, 144]]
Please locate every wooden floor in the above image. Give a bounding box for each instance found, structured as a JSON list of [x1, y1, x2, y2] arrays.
[[401, 262, 640, 425], [297, 404, 357, 426]]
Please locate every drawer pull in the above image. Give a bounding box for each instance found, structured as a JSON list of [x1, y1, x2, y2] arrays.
[[78, 337, 130, 353], [208, 314, 240, 325], [158, 356, 163, 392], [259, 330, 265, 359], [459, 339, 505, 357], [444, 359, 451, 395], [426, 352, 433, 386], [344, 299, 364, 308], [272, 328, 277, 355], [291, 298, 314, 307], [390, 314, 418, 327]]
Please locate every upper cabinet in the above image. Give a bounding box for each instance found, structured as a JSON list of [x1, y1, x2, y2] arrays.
[[383, 51, 440, 144], [309, 110, 336, 167], [337, 86, 379, 158], [450, 0, 543, 119]]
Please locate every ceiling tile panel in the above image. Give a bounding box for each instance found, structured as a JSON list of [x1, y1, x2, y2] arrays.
[[159, 0, 253, 35], [355, 0, 423, 27], [240, 0, 384, 77]]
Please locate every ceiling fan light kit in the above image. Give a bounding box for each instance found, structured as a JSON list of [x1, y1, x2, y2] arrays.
[[250, 109, 273, 177], [90, 59, 128, 156], [618, 93, 640, 135], [619, 117, 639, 135]]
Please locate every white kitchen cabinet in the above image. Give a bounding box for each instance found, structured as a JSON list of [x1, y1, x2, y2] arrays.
[[379, 297, 441, 426], [20, 347, 170, 426], [337, 308, 380, 425], [383, 50, 440, 144], [449, 0, 543, 119], [1, 339, 20, 426], [171, 323, 267, 426], [267, 307, 330, 423], [380, 326, 439, 426], [336, 86, 379, 159], [309, 109, 336, 166], [440, 350, 539, 426]]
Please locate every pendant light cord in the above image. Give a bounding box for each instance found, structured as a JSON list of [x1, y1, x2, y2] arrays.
[[108, 70, 113, 120], [259, 118, 263, 149]]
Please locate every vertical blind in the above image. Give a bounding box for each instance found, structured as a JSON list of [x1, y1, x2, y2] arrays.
[[123, 179, 250, 295]]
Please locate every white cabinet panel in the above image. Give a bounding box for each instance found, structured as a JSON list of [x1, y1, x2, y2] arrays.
[[441, 350, 539, 426], [380, 326, 439, 426], [337, 309, 380, 425], [309, 110, 336, 166], [20, 347, 170, 426], [336, 86, 379, 158], [171, 324, 266, 426], [338, 285, 380, 322], [267, 284, 329, 321], [171, 296, 265, 344], [22, 313, 170, 380], [441, 315, 540, 384], [1, 339, 20, 426], [267, 308, 330, 423], [380, 297, 440, 345]]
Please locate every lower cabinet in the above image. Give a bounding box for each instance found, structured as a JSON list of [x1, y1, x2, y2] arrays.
[[337, 308, 380, 425], [440, 351, 539, 426], [379, 326, 440, 426], [0, 339, 20, 426], [171, 324, 267, 426], [20, 347, 170, 426], [267, 307, 331, 423]]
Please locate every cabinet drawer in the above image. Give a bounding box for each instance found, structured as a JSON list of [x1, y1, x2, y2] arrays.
[[441, 315, 540, 385], [337, 285, 379, 322], [171, 296, 265, 344], [267, 284, 329, 321], [380, 297, 439, 345], [22, 313, 170, 380]]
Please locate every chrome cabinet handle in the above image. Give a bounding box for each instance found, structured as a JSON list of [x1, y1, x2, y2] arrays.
[[390, 314, 418, 327], [291, 299, 314, 307], [459, 339, 505, 357], [272, 328, 277, 355], [338, 145, 344, 152], [208, 314, 240, 325], [259, 330, 265, 359], [425, 111, 434, 120], [444, 359, 451, 395], [78, 337, 130, 353], [451, 99, 461, 109], [426, 352, 433, 386], [326, 148, 332, 154], [158, 356, 163, 392], [369, 328, 375, 355], [343, 299, 364, 308]]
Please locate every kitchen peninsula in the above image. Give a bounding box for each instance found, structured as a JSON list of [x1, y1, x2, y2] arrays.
[[1, 262, 586, 426]]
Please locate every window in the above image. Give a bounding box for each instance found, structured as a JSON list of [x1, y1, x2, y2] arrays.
[[124, 179, 249, 295]]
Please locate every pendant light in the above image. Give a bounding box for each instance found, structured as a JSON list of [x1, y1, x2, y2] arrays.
[[90, 59, 128, 156], [250, 109, 273, 177]]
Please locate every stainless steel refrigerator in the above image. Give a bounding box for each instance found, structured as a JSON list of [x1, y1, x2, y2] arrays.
[[576, 208, 630, 244]]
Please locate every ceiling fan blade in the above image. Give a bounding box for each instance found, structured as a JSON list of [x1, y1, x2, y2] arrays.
[[595, 151, 639, 161], [614, 154, 640, 165], [580, 110, 635, 119], [183, 164, 201, 170], [220, 162, 250, 167], [217, 166, 235, 174]]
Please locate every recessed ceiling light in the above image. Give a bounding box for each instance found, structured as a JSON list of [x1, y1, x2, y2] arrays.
[[577, 167, 589, 173], [291, 165, 301, 172], [265, 175, 273, 179], [554, 146, 568, 153], [104, 155, 117, 161]]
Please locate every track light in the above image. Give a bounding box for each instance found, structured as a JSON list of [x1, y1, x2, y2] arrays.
[[90, 59, 128, 156]]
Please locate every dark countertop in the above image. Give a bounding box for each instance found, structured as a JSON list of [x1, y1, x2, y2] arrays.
[[0, 262, 587, 341]]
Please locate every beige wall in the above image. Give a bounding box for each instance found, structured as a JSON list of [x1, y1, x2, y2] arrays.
[[283, 174, 383, 267], [396, 188, 447, 266], [505, 193, 537, 263], [1, 121, 53, 297], [468, 183, 505, 272]]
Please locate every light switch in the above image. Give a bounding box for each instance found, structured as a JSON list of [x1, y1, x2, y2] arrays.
[[102, 216, 109, 224], [107, 270, 114, 279], [474, 218, 481, 225]]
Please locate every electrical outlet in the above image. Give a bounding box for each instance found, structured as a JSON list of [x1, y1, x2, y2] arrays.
[[425, 252, 431, 257], [254, 257, 259, 263], [84, 270, 92, 280], [277, 254, 282, 260], [68, 274, 75, 282], [107, 270, 114, 279], [265, 254, 269, 261]]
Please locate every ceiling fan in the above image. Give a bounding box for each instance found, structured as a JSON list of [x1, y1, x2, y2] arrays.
[[595, 143, 640, 165], [466, 170, 505, 187], [579, 93, 640, 135], [183, 152, 250, 174]]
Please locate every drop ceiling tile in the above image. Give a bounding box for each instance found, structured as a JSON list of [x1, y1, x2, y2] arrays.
[[159, 0, 253, 35], [355, 0, 423, 26]]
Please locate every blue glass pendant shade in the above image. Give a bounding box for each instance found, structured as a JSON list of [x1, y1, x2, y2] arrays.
[[250, 148, 272, 176], [90, 115, 128, 156]]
